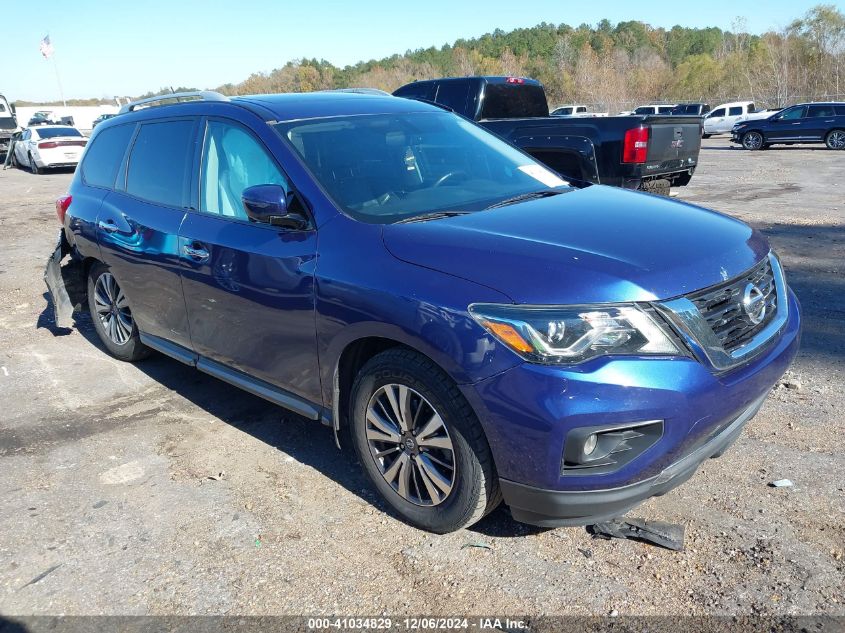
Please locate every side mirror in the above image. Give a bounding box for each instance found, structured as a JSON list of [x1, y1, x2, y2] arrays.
[[241, 184, 308, 230]]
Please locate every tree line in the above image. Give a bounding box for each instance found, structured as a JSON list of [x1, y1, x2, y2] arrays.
[[18, 5, 844, 112]]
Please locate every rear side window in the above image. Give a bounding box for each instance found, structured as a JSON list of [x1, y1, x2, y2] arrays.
[[481, 83, 548, 118], [393, 82, 436, 101], [81, 124, 134, 188], [808, 105, 837, 117], [728, 106, 743, 116], [837, 106, 845, 115], [658, 106, 673, 114], [435, 82, 471, 113], [126, 120, 195, 207]]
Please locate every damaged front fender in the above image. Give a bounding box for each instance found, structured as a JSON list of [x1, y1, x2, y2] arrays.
[[44, 230, 86, 329]]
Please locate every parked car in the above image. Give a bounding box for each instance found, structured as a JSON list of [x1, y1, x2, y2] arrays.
[[393, 77, 702, 194], [671, 103, 710, 116], [551, 105, 608, 117], [732, 102, 845, 150], [12, 125, 87, 173], [27, 111, 55, 126], [91, 113, 117, 129], [46, 90, 800, 533], [631, 104, 677, 115], [0, 94, 18, 160], [702, 101, 765, 136]]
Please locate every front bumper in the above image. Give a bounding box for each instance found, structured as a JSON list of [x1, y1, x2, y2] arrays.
[[460, 289, 801, 527], [500, 393, 763, 526]]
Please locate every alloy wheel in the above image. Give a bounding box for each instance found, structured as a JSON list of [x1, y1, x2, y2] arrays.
[[93, 272, 134, 345], [365, 383, 456, 506], [743, 132, 763, 150], [827, 130, 845, 150]]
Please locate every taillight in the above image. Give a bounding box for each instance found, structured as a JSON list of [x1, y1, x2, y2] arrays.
[[505, 77, 526, 84], [39, 141, 59, 149], [56, 195, 72, 225], [622, 126, 650, 163]]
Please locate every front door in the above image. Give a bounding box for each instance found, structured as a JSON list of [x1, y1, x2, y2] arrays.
[[768, 106, 808, 141], [96, 118, 197, 348], [178, 117, 320, 403]]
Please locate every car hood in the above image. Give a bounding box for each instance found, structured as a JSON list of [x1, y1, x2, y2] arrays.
[[382, 185, 770, 305]]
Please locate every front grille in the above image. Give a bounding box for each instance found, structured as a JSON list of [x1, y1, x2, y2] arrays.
[[688, 258, 778, 353]]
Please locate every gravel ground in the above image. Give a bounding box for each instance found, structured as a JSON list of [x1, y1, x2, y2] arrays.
[[0, 138, 843, 618]]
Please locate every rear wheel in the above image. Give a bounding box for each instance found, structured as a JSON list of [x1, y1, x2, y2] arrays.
[[825, 129, 845, 150], [702, 133, 711, 139], [349, 348, 500, 533], [742, 131, 764, 151], [87, 263, 150, 362]]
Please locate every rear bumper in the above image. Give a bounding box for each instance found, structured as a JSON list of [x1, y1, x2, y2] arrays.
[[500, 394, 763, 527]]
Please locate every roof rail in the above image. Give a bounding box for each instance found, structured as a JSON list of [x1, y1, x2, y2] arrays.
[[119, 91, 229, 114]]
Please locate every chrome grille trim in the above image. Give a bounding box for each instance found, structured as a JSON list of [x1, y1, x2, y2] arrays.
[[654, 253, 788, 372]]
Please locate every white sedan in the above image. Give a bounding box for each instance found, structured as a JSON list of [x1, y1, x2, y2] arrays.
[[13, 125, 87, 174]]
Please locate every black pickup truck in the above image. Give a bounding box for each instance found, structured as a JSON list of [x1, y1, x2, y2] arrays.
[[393, 76, 702, 194]]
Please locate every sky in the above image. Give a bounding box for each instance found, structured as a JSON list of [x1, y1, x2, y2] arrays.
[[3, 0, 834, 102]]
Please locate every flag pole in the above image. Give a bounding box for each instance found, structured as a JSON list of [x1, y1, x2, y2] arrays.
[[51, 55, 67, 107]]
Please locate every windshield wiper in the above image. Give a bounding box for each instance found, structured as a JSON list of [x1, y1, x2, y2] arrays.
[[484, 190, 565, 210], [395, 211, 470, 224]]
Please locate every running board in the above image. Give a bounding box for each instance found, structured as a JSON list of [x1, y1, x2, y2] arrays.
[[139, 333, 320, 420]]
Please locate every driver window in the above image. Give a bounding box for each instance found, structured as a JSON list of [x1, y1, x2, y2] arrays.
[[200, 121, 289, 220], [709, 108, 725, 117], [779, 107, 806, 121]]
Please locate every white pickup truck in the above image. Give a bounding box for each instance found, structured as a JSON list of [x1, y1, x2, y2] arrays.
[[551, 104, 609, 117]]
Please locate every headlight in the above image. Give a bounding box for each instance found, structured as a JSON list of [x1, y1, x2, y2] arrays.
[[469, 303, 680, 364]]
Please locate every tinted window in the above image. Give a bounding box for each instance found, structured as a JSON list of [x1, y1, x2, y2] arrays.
[[435, 82, 470, 113], [552, 107, 573, 115], [481, 83, 548, 118], [577, 106, 586, 113], [658, 106, 673, 114], [808, 105, 837, 117], [779, 107, 807, 120], [728, 106, 743, 116], [748, 103, 755, 112], [81, 124, 134, 188], [126, 120, 195, 207], [634, 106, 653, 115], [710, 108, 725, 117], [393, 82, 436, 101], [836, 106, 845, 115], [200, 120, 289, 221], [36, 127, 82, 139]]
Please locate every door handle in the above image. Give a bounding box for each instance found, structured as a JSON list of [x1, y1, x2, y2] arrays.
[[792, 122, 801, 125], [183, 241, 210, 262], [98, 219, 118, 233]]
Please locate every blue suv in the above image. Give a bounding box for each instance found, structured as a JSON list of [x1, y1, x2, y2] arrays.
[[48, 91, 801, 533]]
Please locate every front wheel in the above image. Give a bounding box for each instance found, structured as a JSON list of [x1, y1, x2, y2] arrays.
[[87, 263, 150, 362], [349, 348, 500, 533], [742, 131, 764, 150], [825, 129, 845, 150], [29, 153, 43, 174]]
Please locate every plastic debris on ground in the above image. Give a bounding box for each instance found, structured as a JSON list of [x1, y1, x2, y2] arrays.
[[587, 518, 686, 551]]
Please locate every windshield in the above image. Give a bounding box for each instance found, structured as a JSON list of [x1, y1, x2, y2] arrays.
[[275, 112, 570, 224], [35, 127, 82, 138]]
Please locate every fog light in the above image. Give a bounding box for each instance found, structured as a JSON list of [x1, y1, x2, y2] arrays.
[[583, 434, 598, 456]]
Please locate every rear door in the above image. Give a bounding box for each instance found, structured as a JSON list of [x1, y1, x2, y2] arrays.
[[178, 116, 320, 402], [96, 117, 197, 348], [805, 104, 838, 139]]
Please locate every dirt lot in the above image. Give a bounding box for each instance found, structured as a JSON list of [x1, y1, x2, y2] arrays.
[[0, 138, 843, 618]]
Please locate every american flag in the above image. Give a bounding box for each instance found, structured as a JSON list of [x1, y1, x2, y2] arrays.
[[40, 35, 54, 59]]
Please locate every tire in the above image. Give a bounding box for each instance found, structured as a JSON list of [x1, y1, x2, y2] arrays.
[[702, 134, 711, 139], [825, 129, 845, 150], [742, 131, 764, 151], [29, 152, 43, 174], [87, 262, 150, 362], [349, 348, 501, 533]]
